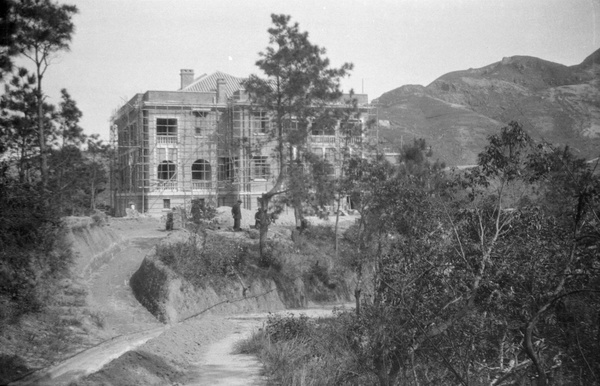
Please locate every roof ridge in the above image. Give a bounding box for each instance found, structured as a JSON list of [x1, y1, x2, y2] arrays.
[[180, 70, 246, 97]]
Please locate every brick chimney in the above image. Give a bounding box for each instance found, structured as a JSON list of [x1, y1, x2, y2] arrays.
[[216, 78, 226, 103], [180, 69, 194, 89]]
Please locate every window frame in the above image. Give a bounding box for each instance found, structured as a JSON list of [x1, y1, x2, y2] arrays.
[[157, 160, 177, 180], [252, 156, 270, 181], [191, 159, 211, 181], [156, 118, 177, 136], [251, 110, 269, 134], [218, 157, 238, 181]]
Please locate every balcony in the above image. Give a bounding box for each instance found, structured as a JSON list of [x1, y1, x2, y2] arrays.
[[156, 181, 177, 191], [157, 135, 177, 145], [310, 135, 336, 144], [192, 181, 212, 191], [310, 135, 362, 144]]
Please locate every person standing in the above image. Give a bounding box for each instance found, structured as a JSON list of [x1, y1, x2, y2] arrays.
[[232, 199, 242, 231], [166, 210, 174, 231]]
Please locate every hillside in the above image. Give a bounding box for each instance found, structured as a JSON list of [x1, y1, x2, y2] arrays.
[[374, 48, 600, 165]]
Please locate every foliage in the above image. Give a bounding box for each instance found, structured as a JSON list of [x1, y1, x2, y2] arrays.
[[0, 67, 55, 182], [1, 68, 109, 216], [155, 234, 260, 287], [10, 0, 78, 185], [0, 2, 98, 382], [243, 14, 354, 256], [0, 177, 73, 319], [238, 312, 383, 385], [263, 313, 313, 342], [245, 123, 598, 386]]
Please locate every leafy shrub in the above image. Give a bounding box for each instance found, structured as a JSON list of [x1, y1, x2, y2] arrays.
[[238, 311, 377, 385], [90, 210, 107, 226], [189, 199, 218, 224], [264, 313, 312, 342], [302, 224, 336, 243], [0, 180, 73, 318], [0, 354, 29, 384], [155, 233, 262, 287]]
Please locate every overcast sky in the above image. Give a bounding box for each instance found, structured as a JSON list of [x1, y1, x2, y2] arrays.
[[15, 0, 600, 141]]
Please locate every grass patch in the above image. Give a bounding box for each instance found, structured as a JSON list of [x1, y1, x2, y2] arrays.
[[155, 224, 353, 305], [236, 311, 375, 385], [155, 232, 270, 289]]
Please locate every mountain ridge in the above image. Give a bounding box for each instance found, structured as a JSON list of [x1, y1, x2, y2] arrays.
[[373, 48, 600, 165]]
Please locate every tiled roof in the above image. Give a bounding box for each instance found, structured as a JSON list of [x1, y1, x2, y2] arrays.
[[182, 71, 245, 98]]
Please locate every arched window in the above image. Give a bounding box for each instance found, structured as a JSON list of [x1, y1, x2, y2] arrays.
[[157, 160, 176, 180], [192, 159, 211, 180]]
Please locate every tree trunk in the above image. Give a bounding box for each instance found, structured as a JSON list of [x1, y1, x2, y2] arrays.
[[259, 194, 270, 257], [36, 68, 47, 187], [334, 193, 342, 262], [355, 266, 362, 316]]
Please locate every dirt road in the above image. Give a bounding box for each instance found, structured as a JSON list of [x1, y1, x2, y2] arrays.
[[13, 214, 356, 385]]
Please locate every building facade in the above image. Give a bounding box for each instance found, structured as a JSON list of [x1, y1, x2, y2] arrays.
[[110, 69, 370, 217]]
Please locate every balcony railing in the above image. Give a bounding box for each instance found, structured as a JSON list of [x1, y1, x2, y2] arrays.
[[310, 135, 362, 144], [156, 181, 177, 191], [157, 135, 177, 144], [192, 181, 212, 190], [310, 135, 336, 143]]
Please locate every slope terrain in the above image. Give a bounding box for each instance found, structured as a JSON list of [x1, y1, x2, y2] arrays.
[[375, 48, 600, 165]]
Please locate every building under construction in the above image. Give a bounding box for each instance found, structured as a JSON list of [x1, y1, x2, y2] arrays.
[[110, 69, 370, 217]]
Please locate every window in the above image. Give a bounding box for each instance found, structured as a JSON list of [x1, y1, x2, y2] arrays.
[[158, 160, 176, 180], [191, 159, 211, 180], [340, 119, 362, 137], [311, 116, 336, 136], [251, 111, 269, 133], [156, 118, 177, 136], [218, 157, 237, 181], [252, 156, 270, 180], [325, 148, 336, 163], [163, 199, 171, 209], [193, 110, 213, 136], [325, 148, 336, 176]]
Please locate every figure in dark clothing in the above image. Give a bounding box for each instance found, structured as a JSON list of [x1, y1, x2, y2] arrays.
[[232, 199, 242, 231], [254, 209, 261, 229], [166, 211, 174, 231]]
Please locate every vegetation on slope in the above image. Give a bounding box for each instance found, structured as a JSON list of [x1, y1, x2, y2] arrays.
[[239, 123, 600, 386], [155, 221, 353, 307]]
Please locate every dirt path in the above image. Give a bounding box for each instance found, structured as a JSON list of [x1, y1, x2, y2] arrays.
[[85, 237, 165, 336], [12, 218, 169, 385], [179, 316, 267, 386], [13, 215, 357, 385], [178, 306, 352, 386]]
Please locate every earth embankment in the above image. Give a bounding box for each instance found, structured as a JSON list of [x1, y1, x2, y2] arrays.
[[64, 216, 122, 277], [130, 252, 288, 324]]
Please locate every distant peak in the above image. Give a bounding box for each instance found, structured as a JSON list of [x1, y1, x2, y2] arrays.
[[578, 47, 600, 68]]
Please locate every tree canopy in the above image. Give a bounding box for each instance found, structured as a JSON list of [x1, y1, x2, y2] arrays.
[[244, 14, 355, 254]]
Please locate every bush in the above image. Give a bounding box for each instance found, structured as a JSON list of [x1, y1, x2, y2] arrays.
[[0, 354, 29, 384], [155, 233, 262, 287], [238, 311, 377, 385], [0, 180, 73, 318], [302, 224, 336, 243], [264, 313, 312, 342]]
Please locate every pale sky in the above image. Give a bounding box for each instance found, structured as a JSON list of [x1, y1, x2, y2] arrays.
[[15, 0, 600, 141]]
